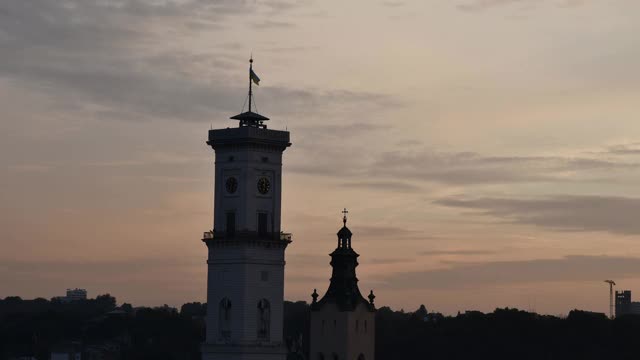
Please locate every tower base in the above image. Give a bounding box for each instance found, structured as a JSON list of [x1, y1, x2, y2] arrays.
[[201, 343, 287, 360]]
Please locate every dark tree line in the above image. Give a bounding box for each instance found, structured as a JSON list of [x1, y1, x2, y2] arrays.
[[374, 306, 640, 359], [0, 296, 204, 360], [3, 296, 640, 359]]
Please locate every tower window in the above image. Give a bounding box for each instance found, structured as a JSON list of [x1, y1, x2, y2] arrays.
[[258, 212, 268, 237], [356, 319, 359, 332], [257, 299, 271, 340], [226, 212, 235, 238], [219, 298, 232, 339], [364, 320, 367, 333]]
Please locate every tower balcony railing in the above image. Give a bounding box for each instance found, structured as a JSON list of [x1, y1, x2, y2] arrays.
[[203, 230, 292, 241]]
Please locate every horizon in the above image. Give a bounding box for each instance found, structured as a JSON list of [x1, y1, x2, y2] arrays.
[[3, 0, 640, 317], [0, 293, 613, 318]]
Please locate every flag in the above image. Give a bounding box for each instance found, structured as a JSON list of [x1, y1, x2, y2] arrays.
[[250, 68, 260, 85]]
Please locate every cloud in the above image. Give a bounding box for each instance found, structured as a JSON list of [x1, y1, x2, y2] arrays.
[[457, 0, 528, 11], [0, 1, 242, 119], [286, 274, 328, 283], [383, 255, 640, 289], [8, 164, 52, 173], [456, 0, 586, 12], [2, 257, 197, 274], [269, 89, 402, 118], [370, 257, 414, 264], [289, 145, 640, 191], [604, 143, 640, 155], [381, 1, 406, 7], [252, 20, 295, 29], [286, 253, 329, 267], [420, 249, 495, 256], [368, 150, 639, 186], [436, 195, 640, 235], [0, 257, 202, 289], [353, 225, 432, 241], [1, 0, 387, 124], [260, 0, 311, 14], [340, 181, 421, 192]]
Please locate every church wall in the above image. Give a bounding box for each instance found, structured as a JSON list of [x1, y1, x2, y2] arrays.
[[310, 303, 349, 360], [346, 303, 375, 360]]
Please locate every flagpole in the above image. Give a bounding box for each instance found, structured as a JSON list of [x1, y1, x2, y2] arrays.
[[248, 57, 253, 113]]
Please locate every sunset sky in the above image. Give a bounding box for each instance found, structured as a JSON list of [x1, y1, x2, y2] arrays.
[[2, 0, 640, 315]]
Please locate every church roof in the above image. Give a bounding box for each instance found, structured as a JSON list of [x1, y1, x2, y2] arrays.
[[311, 248, 374, 312], [337, 225, 352, 239], [311, 216, 375, 313]]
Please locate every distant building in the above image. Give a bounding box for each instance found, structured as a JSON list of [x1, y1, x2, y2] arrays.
[[615, 290, 640, 317], [310, 212, 376, 360], [66, 288, 87, 301], [53, 288, 87, 303]]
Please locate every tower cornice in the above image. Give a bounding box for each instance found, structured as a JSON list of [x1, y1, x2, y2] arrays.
[[207, 127, 291, 151]]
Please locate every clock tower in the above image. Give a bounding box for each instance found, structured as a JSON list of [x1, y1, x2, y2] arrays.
[[202, 58, 292, 360]]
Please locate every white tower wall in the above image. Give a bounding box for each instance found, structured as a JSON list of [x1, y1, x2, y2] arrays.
[[202, 124, 291, 360]]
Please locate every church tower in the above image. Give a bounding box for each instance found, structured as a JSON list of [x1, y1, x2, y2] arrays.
[[201, 58, 292, 360], [310, 210, 376, 360]]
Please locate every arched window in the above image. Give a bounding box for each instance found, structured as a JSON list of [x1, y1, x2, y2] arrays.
[[364, 320, 367, 333], [356, 319, 359, 332], [219, 298, 232, 339], [357, 354, 365, 360], [257, 299, 271, 340]]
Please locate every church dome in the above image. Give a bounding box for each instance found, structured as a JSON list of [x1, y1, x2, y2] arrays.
[[337, 225, 352, 240]]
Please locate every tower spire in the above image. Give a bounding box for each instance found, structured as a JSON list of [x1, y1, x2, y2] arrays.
[[230, 56, 268, 128]]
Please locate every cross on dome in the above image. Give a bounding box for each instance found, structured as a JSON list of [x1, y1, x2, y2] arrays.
[[342, 208, 348, 226]]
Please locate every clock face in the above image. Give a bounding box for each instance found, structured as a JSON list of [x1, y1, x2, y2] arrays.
[[257, 177, 271, 195], [225, 177, 238, 194]]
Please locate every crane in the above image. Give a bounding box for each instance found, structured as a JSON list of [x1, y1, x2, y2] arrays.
[[604, 280, 616, 319]]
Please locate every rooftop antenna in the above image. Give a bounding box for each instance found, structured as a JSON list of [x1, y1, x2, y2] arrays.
[[248, 54, 253, 113], [604, 280, 616, 319]]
